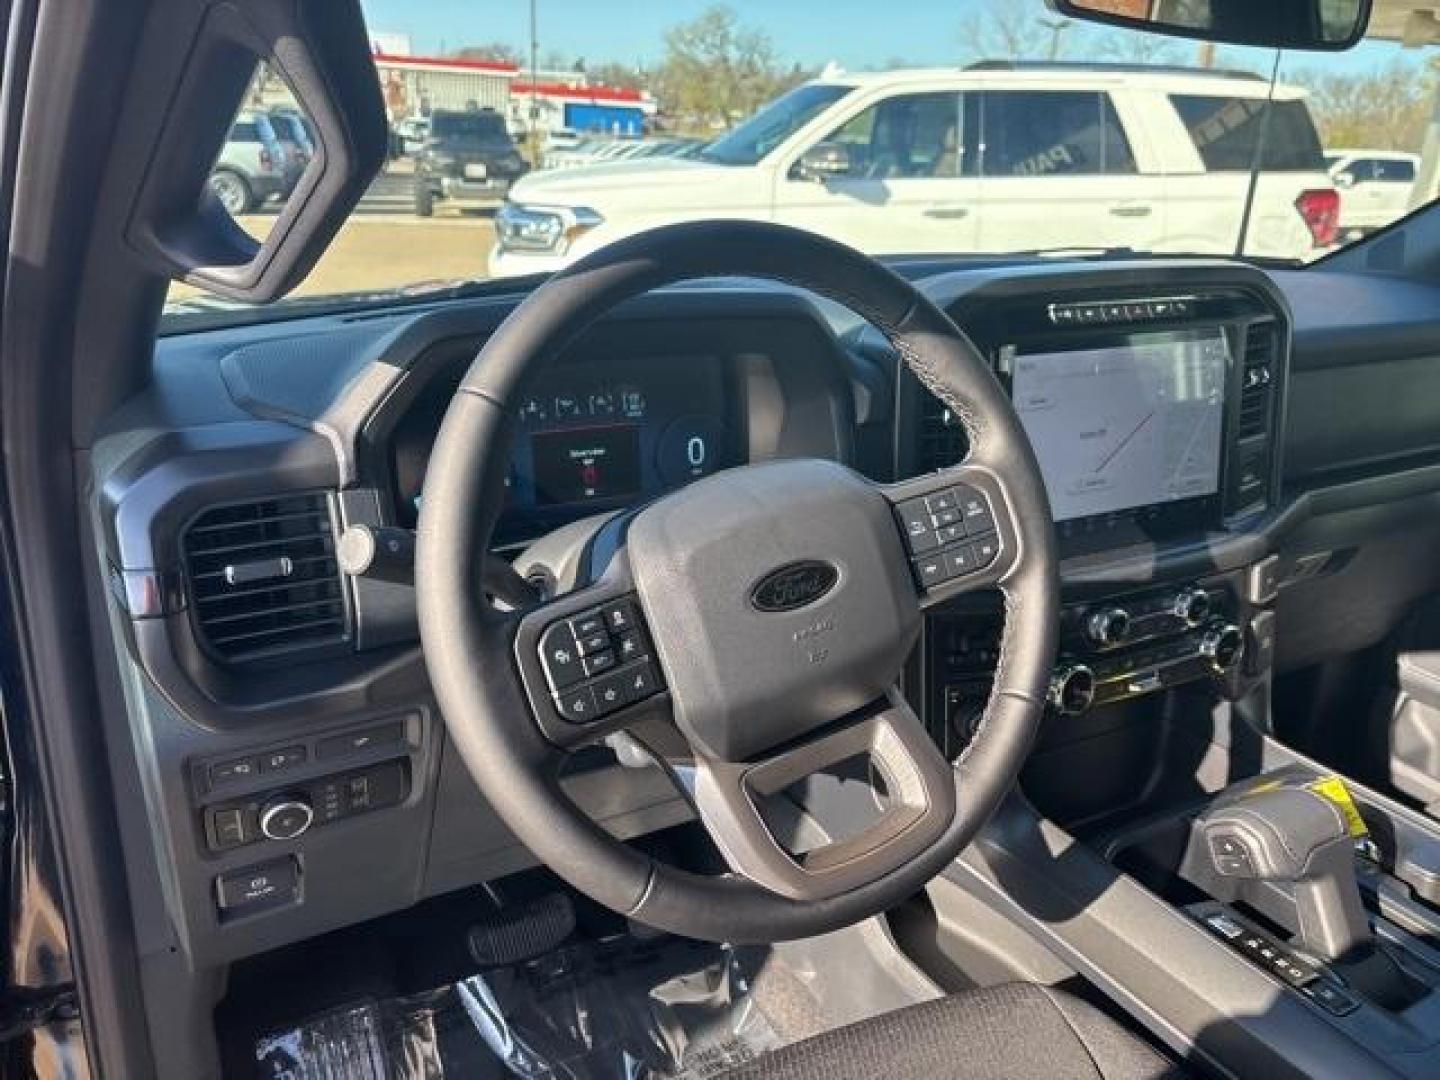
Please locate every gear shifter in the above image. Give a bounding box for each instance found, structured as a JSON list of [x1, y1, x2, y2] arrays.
[[1199, 786, 1370, 961]]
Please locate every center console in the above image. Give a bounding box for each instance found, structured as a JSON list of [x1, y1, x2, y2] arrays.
[[903, 271, 1287, 763]]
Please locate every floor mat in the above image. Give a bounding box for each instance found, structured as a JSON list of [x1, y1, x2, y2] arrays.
[[253, 934, 784, 1079]]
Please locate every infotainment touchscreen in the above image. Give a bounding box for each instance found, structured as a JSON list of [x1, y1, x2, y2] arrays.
[[1011, 329, 1229, 523]]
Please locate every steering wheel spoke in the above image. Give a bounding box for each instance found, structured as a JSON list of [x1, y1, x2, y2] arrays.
[[680, 696, 956, 901], [512, 568, 674, 751], [880, 464, 1023, 610]]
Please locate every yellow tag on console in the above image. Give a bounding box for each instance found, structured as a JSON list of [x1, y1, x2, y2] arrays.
[[1307, 774, 1368, 839]]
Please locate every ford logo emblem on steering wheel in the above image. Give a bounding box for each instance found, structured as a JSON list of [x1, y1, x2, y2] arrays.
[[750, 561, 840, 613]]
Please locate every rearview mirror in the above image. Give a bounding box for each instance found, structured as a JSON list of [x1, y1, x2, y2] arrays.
[[795, 142, 853, 182], [1047, 0, 1371, 52]]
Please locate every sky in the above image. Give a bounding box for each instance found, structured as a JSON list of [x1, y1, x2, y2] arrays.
[[357, 0, 1428, 77]]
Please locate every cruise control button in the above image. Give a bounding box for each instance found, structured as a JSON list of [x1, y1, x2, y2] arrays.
[[582, 650, 617, 677], [556, 687, 599, 724], [936, 523, 966, 545], [623, 662, 662, 700], [955, 487, 995, 533], [602, 600, 637, 634], [925, 490, 958, 513], [539, 622, 584, 689], [930, 508, 960, 529], [574, 630, 610, 657], [571, 612, 606, 639], [913, 554, 951, 588], [896, 500, 937, 554], [615, 628, 648, 663], [592, 672, 630, 714], [944, 546, 975, 577], [970, 535, 999, 568]]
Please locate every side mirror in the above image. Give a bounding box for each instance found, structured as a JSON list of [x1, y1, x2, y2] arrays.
[[795, 142, 853, 183], [1334, 172, 1357, 190], [1047, 0, 1370, 52]]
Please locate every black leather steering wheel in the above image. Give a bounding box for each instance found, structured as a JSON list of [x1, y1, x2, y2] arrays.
[[415, 221, 1059, 943]]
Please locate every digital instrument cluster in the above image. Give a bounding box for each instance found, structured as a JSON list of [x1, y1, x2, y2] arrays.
[[391, 353, 736, 541]]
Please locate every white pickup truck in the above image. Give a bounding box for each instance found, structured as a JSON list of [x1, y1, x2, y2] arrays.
[[490, 63, 1339, 277]]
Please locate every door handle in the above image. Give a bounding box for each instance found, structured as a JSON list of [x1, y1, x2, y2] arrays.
[[923, 207, 970, 220], [1109, 205, 1154, 218]]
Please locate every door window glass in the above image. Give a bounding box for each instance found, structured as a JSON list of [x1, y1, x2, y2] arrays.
[[817, 93, 965, 178], [979, 91, 1136, 177]]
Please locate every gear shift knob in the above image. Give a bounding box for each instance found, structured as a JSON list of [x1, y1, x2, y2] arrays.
[[1199, 786, 1370, 962]]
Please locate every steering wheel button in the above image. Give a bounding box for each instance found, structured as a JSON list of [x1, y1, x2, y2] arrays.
[[571, 612, 606, 639], [591, 672, 630, 714], [623, 661, 661, 700], [913, 555, 950, 588], [936, 523, 966, 545], [615, 628, 648, 663], [930, 507, 960, 529], [896, 501, 937, 553], [555, 687, 599, 724], [971, 536, 999, 567], [924, 490, 958, 514], [602, 600, 637, 633], [944, 546, 975, 577], [956, 488, 995, 532], [575, 630, 610, 657], [539, 622, 583, 689], [582, 650, 617, 677]]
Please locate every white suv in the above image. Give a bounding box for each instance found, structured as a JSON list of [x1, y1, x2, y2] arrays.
[[1325, 149, 1419, 235], [490, 64, 1339, 277]]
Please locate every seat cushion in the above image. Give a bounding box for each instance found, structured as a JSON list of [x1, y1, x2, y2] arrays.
[[721, 982, 1184, 1080]]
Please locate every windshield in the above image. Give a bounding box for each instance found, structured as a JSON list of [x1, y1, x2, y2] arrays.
[[699, 83, 855, 165], [165, 1, 1440, 328]]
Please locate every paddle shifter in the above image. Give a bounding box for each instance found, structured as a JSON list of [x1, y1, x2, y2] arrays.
[[1199, 786, 1370, 961]]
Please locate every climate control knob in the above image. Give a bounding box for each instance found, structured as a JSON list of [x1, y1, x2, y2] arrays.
[[1200, 623, 1244, 675], [1172, 588, 1212, 628], [1086, 607, 1131, 647], [1048, 663, 1097, 717], [258, 795, 314, 842]]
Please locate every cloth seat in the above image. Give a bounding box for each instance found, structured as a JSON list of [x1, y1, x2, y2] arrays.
[[722, 981, 1185, 1080]]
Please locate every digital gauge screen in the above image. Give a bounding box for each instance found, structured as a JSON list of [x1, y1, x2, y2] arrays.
[[390, 352, 735, 541], [531, 424, 642, 504]]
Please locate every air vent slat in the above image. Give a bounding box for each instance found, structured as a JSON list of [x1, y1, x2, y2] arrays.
[[1238, 322, 1276, 441], [914, 393, 968, 473], [182, 492, 350, 665]]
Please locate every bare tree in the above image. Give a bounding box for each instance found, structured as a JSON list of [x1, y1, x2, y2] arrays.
[[1295, 59, 1436, 151], [452, 42, 522, 65], [958, 1, 1068, 62]]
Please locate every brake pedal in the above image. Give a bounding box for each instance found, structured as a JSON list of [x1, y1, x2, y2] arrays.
[[466, 892, 576, 967]]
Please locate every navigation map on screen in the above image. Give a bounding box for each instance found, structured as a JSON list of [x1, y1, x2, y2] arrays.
[[1012, 330, 1229, 523]]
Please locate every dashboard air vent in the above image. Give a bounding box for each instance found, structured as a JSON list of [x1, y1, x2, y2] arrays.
[[915, 392, 969, 473], [182, 492, 349, 664], [1238, 322, 1277, 440]]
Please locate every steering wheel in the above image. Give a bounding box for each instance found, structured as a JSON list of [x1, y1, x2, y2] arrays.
[[416, 221, 1059, 944]]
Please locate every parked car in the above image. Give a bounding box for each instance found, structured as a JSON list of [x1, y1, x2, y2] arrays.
[[1325, 149, 1420, 235], [395, 115, 429, 157], [493, 64, 1340, 276], [268, 109, 314, 195], [413, 108, 528, 216], [206, 109, 289, 215]]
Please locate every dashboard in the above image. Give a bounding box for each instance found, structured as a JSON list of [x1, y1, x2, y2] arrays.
[[90, 252, 1440, 985]]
